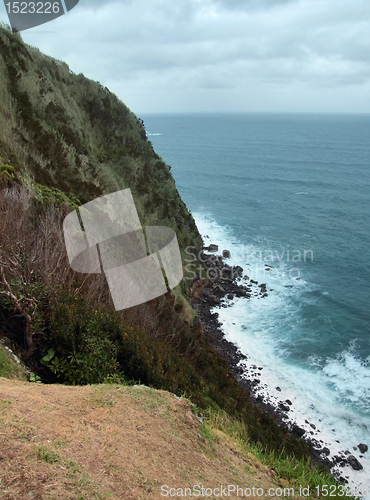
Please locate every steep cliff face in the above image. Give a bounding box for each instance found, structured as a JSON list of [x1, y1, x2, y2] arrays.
[[0, 24, 201, 251]]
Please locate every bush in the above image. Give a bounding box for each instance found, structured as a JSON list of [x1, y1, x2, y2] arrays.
[[41, 294, 120, 385], [0, 164, 18, 186]]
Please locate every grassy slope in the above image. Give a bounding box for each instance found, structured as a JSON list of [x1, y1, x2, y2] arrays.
[[0, 342, 27, 380], [0, 379, 347, 500]]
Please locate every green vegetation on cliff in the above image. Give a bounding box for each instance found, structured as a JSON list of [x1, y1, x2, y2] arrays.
[[0, 23, 200, 250], [0, 24, 353, 497]]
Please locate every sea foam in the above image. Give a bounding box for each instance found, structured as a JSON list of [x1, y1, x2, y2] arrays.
[[194, 211, 370, 498]]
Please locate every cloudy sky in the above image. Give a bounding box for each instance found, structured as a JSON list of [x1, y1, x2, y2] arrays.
[[1, 0, 370, 114]]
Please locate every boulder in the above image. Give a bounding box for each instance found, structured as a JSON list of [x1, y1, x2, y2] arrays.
[[292, 425, 305, 438], [279, 403, 290, 412], [233, 266, 243, 278], [222, 249, 231, 258], [358, 443, 368, 453], [208, 244, 218, 252], [347, 455, 363, 471]]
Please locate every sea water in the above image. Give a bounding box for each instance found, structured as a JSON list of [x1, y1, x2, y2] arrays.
[[142, 112, 370, 496]]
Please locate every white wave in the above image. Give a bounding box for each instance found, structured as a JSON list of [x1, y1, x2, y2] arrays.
[[193, 211, 370, 498], [147, 133, 163, 136], [323, 348, 370, 410]]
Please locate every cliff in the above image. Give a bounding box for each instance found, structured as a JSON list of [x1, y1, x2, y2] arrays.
[[0, 24, 353, 499], [0, 24, 200, 250]]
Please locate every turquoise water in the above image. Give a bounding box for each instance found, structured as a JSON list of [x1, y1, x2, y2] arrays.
[[142, 112, 370, 493]]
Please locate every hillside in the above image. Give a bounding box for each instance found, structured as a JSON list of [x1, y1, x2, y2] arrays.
[[0, 378, 294, 500], [0, 24, 200, 249], [0, 24, 355, 499]]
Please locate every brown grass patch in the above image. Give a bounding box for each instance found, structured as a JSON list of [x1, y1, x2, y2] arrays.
[[0, 378, 291, 499]]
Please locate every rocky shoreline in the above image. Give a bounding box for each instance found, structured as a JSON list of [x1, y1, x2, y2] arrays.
[[190, 247, 366, 484]]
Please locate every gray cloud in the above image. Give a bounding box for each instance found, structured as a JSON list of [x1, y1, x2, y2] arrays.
[[213, 0, 296, 11], [0, 0, 369, 113]]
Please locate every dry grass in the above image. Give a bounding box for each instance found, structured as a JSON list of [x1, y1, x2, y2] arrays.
[[0, 379, 294, 500]]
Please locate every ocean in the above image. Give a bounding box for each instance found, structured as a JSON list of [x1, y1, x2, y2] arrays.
[[141, 112, 370, 496]]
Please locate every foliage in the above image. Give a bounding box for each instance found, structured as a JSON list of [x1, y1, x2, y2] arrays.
[[36, 446, 60, 464], [200, 406, 358, 500], [41, 295, 120, 385], [32, 183, 81, 212], [0, 25, 201, 252], [0, 343, 27, 380], [0, 164, 19, 187]]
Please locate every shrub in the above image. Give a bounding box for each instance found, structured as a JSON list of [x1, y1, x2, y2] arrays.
[[0, 164, 19, 186], [41, 294, 121, 385]]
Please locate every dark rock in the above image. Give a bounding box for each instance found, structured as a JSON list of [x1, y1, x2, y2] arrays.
[[276, 387, 281, 392], [334, 455, 347, 466], [250, 279, 258, 285], [279, 403, 290, 412], [347, 455, 363, 471], [285, 399, 292, 405], [310, 423, 316, 430], [212, 284, 225, 295], [205, 291, 220, 305], [208, 244, 218, 252], [233, 266, 243, 278], [227, 294, 235, 300], [222, 249, 231, 259], [321, 447, 330, 456], [358, 443, 368, 453], [292, 425, 305, 438], [221, 267, 232, 278], [192, 316, 200, 327]]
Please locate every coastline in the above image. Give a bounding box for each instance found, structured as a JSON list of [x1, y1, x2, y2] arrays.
[[189, 247, 365, 491]]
